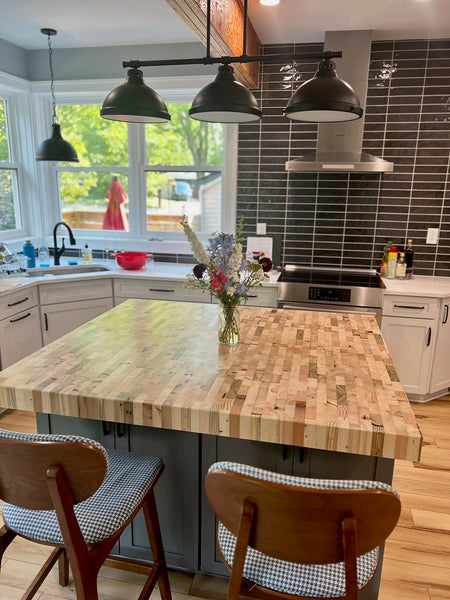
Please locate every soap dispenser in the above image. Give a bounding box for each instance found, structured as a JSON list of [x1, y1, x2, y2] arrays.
[[82, 244, 93, 264]]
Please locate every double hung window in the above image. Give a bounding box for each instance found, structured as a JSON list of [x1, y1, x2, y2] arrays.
[[0, 98, 22, 234]]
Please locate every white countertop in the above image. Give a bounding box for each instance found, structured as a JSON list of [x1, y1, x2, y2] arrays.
[[0, 260, 280, 297], [382, 275, 450, 298]]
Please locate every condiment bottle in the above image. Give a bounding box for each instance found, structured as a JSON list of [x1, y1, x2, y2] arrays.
[[404, 239, 414, 279], [396, 252, 406, 279], [387, 245, 397, 279], [380, 240, 393, 277]]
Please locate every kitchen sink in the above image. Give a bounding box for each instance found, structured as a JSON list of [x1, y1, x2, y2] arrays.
[[26, 264, 111, 277]]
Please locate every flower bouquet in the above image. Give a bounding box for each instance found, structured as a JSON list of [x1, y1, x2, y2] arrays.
[[180, 216, 270, 344]]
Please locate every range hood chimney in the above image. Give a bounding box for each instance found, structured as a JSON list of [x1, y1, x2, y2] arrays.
[[286, 30, 393, 174]]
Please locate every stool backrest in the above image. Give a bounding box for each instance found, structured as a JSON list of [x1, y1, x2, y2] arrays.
[[0, 431, 107, 510], [206, 467, 401, 565]]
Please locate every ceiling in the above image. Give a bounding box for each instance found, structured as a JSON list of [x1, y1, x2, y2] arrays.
[[0, 0, 449, 51]]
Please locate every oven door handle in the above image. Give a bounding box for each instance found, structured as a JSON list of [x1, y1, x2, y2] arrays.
[[279, 303, 378, 318]]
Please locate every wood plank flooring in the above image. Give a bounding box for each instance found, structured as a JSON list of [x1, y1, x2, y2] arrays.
[[0, 397, 449, 599]]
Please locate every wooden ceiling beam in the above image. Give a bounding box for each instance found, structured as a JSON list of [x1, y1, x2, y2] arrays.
[[165, 0, 261, 89]]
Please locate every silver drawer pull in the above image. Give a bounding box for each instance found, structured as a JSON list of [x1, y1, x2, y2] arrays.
[[393, 304, 425, 310], [7, 296, 29, 307], [149, 288, 175, 293]]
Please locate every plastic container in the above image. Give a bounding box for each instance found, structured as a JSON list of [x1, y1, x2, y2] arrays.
[[380, 240, 393, 277], [386, 246, 397, 279], [38, 239, 50, 265], [23, 240, 36, 268], [82, 244, 93, 264], [110, 252, 153, 270]]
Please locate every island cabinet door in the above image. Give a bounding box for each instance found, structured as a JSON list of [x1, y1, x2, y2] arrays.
[[118, 424, 200, 572], [200, 435, 294, 577]]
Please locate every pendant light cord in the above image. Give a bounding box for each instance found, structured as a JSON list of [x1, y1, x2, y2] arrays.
[[46, 32, 57, 125]]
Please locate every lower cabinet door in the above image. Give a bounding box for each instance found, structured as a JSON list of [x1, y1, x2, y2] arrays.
[[381, 316, 434, 395], [0, 306, 42, 369], [41, 298, 113, 344], [429, 298, 450, 394], [200, 435, 292, 576], [118, 425, 200, 572]]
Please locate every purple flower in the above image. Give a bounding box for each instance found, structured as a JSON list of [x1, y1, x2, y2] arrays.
[[259, 257, 273, 272], [193, 263, 207, 279]]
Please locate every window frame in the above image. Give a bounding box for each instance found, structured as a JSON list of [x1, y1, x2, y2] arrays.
[[32, 76, 238, 243], [0, 72, 39, 240]]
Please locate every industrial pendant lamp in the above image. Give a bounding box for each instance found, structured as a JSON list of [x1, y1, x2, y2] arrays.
[[283, 53, 363, 122], [101, 0, 359, 124], [100, 68, 171, 123], [36, 29, 79, 162]]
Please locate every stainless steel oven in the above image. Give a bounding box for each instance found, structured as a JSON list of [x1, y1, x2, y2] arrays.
[[277, 266, 385, 326]]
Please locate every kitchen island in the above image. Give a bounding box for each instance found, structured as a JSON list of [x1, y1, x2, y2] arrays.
[[0, 300, 422, 597]]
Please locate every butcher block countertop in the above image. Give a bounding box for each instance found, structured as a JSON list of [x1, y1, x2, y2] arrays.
[[0, 300, 421, 461]]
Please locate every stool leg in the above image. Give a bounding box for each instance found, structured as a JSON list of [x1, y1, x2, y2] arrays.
[[0, 525, 16, 571], [143, 491, 172, 600]]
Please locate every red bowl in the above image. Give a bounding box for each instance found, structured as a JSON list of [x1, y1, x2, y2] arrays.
[[110, 252, 153, 270]]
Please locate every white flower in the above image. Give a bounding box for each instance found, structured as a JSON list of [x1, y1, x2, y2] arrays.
[[228, 287, 235, 297], [180, 216, 209, 264]]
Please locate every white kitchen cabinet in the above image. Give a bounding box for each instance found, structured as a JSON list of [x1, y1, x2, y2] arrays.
[[41, 298, 114, 345], [0, 306, 43, 369], [429, 296, 450, 394], [381, 315, 434, 395]]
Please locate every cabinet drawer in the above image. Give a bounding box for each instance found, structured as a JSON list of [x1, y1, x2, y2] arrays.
[[39, 278, 113, 305], [383, 295, 439, 320], [0, 287, 38, 320], [113, 278, 210, 303]]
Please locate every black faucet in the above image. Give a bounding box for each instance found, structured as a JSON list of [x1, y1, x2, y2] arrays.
[[53, 221, 76, 266]]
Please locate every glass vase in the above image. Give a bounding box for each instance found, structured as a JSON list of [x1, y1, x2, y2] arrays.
[[218, 305, 240, 345]]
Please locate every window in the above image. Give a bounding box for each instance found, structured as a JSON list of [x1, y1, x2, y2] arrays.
[[55, 100, 227, 237], [0, 98, 21, 233]]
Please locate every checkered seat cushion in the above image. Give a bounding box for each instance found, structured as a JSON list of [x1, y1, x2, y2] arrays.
[[209, 462, 399, 599], [0, 429, 162, 545]]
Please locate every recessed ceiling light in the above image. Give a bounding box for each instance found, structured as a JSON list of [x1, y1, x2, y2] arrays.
[[260, 0, 280, 5]]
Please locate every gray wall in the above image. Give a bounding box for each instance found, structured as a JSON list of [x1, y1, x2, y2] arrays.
[[0, 39, 29, 80]]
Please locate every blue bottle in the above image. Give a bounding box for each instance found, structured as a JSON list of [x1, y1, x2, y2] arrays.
[[23, 240, 36, 268]]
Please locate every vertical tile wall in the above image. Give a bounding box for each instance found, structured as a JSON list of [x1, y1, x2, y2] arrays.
[[237, 39, 450, 276]]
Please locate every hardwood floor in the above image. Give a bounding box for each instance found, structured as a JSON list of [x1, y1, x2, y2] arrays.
[[0, 397, 449, 599]]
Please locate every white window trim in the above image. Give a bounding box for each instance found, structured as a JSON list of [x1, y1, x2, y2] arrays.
[[31, 75, 238, 248]]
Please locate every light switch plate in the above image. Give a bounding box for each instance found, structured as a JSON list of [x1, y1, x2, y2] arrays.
[[256, 222, 266, 235], [426, 228, 439, 244]]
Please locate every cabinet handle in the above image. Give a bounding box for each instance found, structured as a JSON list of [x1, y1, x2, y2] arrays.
[[393, 304, 425, 310], [102, 421, 111, 436], [443, 304, 449, 325], [7, 296, 29, 307], [298, 447, 306, 463], [149, 288, 175, 293], [117, 423, 126, 438], [426, 328, 432, 347], [282, 445, 289, 461], [44, 313, 48, 331], [10, 312, 31, 323], [248, 294, 257, 298]]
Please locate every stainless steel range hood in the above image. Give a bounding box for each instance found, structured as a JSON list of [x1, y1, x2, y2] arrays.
[[286, 30, 393, 174]]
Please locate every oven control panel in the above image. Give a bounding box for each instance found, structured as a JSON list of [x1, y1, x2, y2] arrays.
[[308, 287, 351, 303]]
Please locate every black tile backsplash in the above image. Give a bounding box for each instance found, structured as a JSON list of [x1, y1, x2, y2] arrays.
[[236, 38, 450, 276]]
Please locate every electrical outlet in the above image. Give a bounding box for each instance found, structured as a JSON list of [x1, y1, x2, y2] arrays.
[[256, 222, 266, 235], [426, 228, 439, 244]]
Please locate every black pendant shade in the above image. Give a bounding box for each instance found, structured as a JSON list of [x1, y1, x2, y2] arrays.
[[36, 123, 79, 162], [189, 64, 261, 123], [36, 28, 79, 162], [100, 69, 171, 123], [284, 57, 363, 123]]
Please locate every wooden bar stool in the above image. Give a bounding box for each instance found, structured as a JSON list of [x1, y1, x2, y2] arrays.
[[0, 428, 172, 600], [205, 461, 401, 600]]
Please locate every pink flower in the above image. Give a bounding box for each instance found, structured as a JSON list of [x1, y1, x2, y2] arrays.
[[209, 268, 227, 293]]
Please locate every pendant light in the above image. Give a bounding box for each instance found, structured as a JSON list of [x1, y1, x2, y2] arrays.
[[283, 54, 363, 123], [36, 29, 79, 162], [189, 64, 261, 123], [100, 68, 171, 123]]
